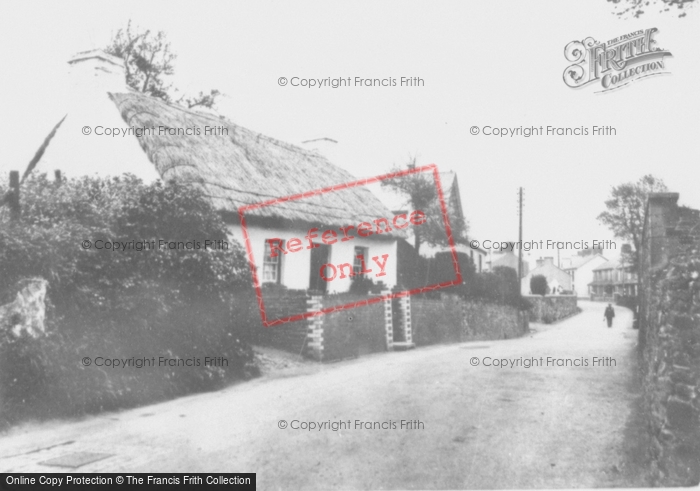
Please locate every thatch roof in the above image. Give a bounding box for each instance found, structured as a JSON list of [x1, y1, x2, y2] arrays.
[[109, 91, 397, 232]]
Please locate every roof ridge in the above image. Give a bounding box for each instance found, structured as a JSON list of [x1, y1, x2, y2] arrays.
[[110, 90, 326, 160]]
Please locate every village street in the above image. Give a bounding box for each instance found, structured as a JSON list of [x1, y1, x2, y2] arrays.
[[0, 301, 646, 489]]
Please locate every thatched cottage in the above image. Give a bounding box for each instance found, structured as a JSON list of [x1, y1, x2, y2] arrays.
[[23, 49, 403, 294]]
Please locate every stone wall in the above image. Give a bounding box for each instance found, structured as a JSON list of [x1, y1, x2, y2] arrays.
[[261, 288, 309, 323], [411, 295, 464, 346], [524, 295, 578, 324], [463, 301, 528, 340], [255, 288, 530, 361], [253, 288, 310, 355], [252, 290, 390, 362], [319, 294, 388, 362], [639, 193, 700, 486], [411, 294, 528, 346]]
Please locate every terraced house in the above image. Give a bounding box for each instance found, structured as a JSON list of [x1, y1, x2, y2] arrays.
[[588, 259, 638, 300]]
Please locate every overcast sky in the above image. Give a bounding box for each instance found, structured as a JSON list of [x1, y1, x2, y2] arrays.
[[1, 0, 698, 266]]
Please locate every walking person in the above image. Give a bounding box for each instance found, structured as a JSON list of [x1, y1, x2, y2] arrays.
[[604, 303, 615, 328]]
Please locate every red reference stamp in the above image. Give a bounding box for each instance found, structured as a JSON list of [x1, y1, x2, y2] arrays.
[[238, 164, 461, 327]]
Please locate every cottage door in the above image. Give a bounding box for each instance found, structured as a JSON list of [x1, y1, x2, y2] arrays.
[[309, 243, 330, 294]]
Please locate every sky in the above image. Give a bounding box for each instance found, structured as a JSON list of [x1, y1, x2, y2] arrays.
[[1, 0, 698, 268]]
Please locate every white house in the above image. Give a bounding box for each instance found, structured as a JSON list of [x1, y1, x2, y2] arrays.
[[22, 49, 404, 294], [521, 257, 573, 295], [560, 254, 608, 297]]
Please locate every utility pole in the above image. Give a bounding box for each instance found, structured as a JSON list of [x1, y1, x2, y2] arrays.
[[518, 187, 524, 282], [9, 170, 20, 220], [517, 187, 524, 331]]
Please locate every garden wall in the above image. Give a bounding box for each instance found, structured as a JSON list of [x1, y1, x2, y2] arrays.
[[524, 295, 578, 323], [411, 294, 463, 346], [639, 193, 700, 486], [411, 294, 528, 346], [249, 290, 390, 362], [251, 289, 530, 362], [463, 301, 528, 340], [319, 294, 388, 362], [251, 288, 310, 354]]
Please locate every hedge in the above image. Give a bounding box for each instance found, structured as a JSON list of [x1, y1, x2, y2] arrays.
[[0, 174, 260, 427]]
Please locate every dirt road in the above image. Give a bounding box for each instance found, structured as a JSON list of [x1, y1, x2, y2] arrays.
[[0, 301, 646, 489]]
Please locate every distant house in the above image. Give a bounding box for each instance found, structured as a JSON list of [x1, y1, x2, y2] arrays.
[[560, 254, 608, 297], [521, 257, 573, 295], [489, 251, 529, 277], [588, 259, 638, 300], [22, 49, 404, 295]]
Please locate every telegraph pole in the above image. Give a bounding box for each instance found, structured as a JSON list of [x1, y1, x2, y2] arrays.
[[8, 171, 20, 220], [518, 187, 523, 282], [517, 187, 524, 331]]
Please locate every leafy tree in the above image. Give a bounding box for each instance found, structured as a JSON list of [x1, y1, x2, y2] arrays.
[[0, 174, 258, 424], [381, 158, 468, 254], [491, 266, 520, 303], [607, 0, 693, 18], [530, 275, 548, 296], [597, 174, 667, 271], [106, 20, 221, 109]]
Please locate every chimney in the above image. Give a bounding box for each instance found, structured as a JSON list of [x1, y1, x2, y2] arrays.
[[536, 257, 554, 268], [644, 192, 680, 270], [68, 49, 127, 95]]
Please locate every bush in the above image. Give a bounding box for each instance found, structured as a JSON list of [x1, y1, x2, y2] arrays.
[[349, 275, 386, 295], [530, 275, 548, 296], [399, 250, 528, 310], [419, 251, 474, 299], [0, 174, 259, 425]]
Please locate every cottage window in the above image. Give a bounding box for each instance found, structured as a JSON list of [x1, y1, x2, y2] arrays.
[[353, 246, 369, 275], [263, 239, 283, 284]]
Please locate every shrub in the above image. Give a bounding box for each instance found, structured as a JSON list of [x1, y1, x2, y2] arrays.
[[0, 174, 259, 425], [419, 251, 474, 299], [530, 275, 548, 296], [349, 275, 376, 295]]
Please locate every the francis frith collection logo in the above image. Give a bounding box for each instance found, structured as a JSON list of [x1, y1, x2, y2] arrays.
[[563, 28, 672, 93]]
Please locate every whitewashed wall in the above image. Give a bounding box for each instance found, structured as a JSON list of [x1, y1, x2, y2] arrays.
[[227, 223, 397, 293]]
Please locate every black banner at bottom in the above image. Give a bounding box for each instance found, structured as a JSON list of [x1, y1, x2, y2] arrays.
[[1, 473, 256, 490]]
